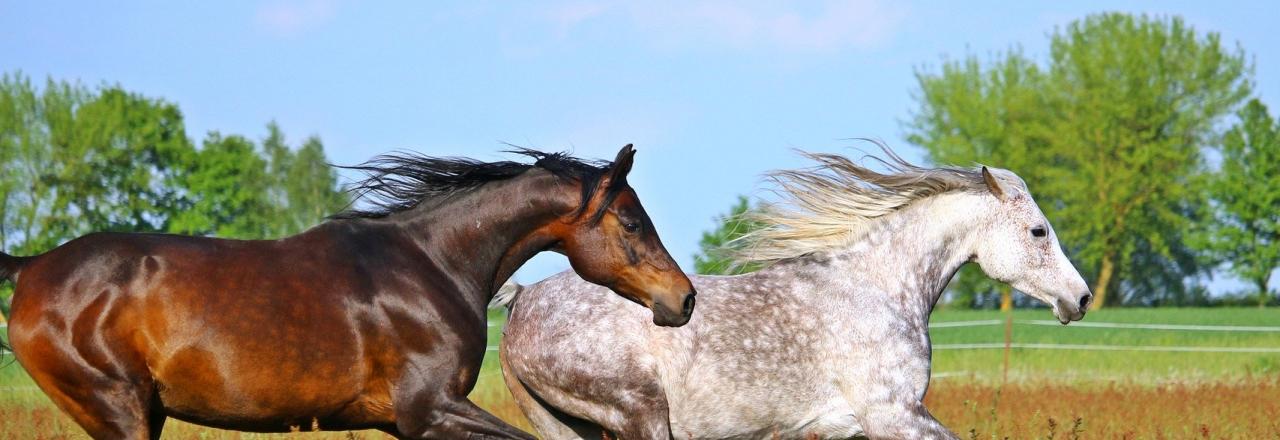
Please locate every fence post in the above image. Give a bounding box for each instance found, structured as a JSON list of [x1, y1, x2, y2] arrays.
[[1002, 310, 1012, 384]]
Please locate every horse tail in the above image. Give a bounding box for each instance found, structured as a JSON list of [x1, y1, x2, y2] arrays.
[[0, 251, 28, 284], [1, 251, 22, 355], [487, 280, 524, 310]]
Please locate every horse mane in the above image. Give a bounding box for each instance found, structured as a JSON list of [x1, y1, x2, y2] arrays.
[[332, 148, 616, 219], [729, 144, 1026, 265]]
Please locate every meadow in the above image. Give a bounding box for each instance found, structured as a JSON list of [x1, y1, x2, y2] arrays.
[[2, 307, 1278, 439]]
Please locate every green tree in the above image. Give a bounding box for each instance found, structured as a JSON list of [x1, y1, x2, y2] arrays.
[[0, 74, 62, 256], [260, 122, 292, 233], [168, 133, 274, 238], [0, 73, 349, 318], [693, 196, 762, 275], [281, 136, 348, 235], [262, 122, 293, 183], [46, 87, 195, 236], [0, 74, 198, 252], [907, 13, 1253, 308], [1195, 99, 1280, 306], [1046, 13, 1251, 308], [257, 123, 348, 237]]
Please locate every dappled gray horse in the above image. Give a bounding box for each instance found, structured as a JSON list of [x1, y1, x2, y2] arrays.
[[494, 151, 1091, 440]]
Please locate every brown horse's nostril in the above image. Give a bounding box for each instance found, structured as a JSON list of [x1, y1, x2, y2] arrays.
[[651, 294, 695, 327], [1079, 294, 1092, 310]]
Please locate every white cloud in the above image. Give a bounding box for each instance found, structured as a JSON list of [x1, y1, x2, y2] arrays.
[[547, 0, 905, 52], [254, 0, 337, 37]]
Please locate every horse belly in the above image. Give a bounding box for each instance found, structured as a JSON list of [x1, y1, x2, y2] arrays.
[[799, 409, 865, 439], [671, 405, 863, 440], [147, 318, 381, 432], [669, 383, 860, 439], [151, 341, 375, 431]]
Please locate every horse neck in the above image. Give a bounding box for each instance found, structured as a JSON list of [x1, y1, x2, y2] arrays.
[[384, 169, 576, 307], [820, 191, 988, 321]]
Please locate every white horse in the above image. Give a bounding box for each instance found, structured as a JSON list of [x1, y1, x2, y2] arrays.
[[494, 151, 1091, 439]]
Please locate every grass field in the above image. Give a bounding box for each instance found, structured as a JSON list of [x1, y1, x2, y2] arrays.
[[3, 307, 1279, 439]]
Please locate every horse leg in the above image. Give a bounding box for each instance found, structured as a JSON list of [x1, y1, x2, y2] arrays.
[[500, 339, 671, 440], [611, 416, 672, 440], [561, 374, 671, 440], [17, 347, 159, 440], [147, 411, 167, 440], [501, 353, 599, 440], [511, 373, 671, 440], [392, 390, 535, 440], [858, 402, 958, 440], [504, 373, 666, 440]]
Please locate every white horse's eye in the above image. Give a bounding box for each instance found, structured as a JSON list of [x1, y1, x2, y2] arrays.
[[1031, 226, 1047, 238]]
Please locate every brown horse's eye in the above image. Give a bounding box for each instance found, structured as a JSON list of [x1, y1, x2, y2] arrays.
[[1031, 226, 1047, 238], [623, 221, 641, 233]]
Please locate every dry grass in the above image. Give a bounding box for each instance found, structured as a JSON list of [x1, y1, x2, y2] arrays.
[[925, 378, 1280, 439], [469, 377, 534, 434]]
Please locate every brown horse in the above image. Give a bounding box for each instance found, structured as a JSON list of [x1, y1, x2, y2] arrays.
[[0, 144, 695, 440]]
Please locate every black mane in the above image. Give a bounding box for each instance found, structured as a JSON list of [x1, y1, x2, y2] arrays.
[[333, 148, 618, 220]]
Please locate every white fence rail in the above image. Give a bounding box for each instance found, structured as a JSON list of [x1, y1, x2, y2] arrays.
[[928, 318, 1280, 353], [928, 319, 1280, 332], [934, 342, 1280, 353], [928, 319, 1003, 328]]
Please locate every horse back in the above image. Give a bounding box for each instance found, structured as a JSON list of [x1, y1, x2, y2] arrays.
[[7, 230, 362, 355]]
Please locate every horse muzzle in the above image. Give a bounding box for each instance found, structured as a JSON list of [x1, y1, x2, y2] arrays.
[[651, 290, 696, 327]]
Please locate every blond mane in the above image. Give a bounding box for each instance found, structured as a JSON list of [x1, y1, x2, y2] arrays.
[[730, 147, 1023, 265]]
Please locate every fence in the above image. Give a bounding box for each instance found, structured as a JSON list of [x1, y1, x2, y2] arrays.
[[932, 319, 1280, 333], [927, 316, 1280, 382], [930, 319, 1280, 352]]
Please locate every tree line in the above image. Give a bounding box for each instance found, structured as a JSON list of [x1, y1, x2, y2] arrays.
[[695, 13, 1278, 308], [0, 73, 348, 317]]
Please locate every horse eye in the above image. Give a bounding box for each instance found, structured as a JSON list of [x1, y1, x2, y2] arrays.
[[623, 221, 641, 233], [1031, 227, 1047, 238]]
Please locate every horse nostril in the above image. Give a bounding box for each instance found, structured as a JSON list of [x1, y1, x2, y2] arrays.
[[1079, 294, 1092, 310], [681, 294, 696, 316]]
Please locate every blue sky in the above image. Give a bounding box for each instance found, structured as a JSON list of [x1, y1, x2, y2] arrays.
[[2, 1, 1276, 292]]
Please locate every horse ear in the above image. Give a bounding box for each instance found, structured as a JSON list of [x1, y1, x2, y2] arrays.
[[604, 144, 636, 187], [982, 166, 1007, 201]]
